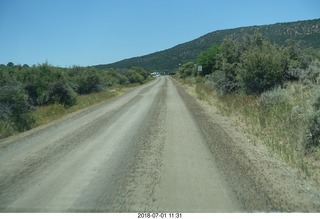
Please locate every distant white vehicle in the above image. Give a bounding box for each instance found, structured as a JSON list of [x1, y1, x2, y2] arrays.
[[151, 72, 161, 77]]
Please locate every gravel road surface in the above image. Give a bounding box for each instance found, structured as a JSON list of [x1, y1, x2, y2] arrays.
[[1, 77, 320, 212]]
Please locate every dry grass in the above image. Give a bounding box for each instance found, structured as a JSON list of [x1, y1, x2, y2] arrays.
[[180, 77, 320, 185], [32, 87, 125, 128], [0, 87, 125, 139]]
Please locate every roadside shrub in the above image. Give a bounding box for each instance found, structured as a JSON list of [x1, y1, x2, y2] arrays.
[[197, 44, 221, 76], [0, 120, 15, 138], [209, 70, 239, 95], [178, 62, 196, 79], [209, 38, 241, 95], [285, 68, 305, 81], [196, 34, 315, 96], [239, 43, 289, 94], [303, 110, 320, 152], [103, 72, 125, 86], [127, 71, 144, 84], [122, 68, 145, 84], [14, 112, 35, 131], [302, 89, 320, 153], [131, 67, 149, 80], [117, 73, 129, 85], [77, 74, 105, 95], [0, 82, 35, 131], [48, 80, 77, 107], [24, 81, 50, 106], [259, 87, 289, 110], [301, 59, 320, 85]]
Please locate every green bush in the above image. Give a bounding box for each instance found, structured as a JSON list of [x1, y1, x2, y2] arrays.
[[131, 67, 149, 80], [77, 74, 105, 95], [285, 67, 305, 81], [0, 82, 35, 131], [197, 44, 221, 76], [178, 62, 196, 79], [239, 42, 289, 94], [24, 80, 50, 106], [197, 34, 317, 96], [117, 73, 129, 85], [48, 80, 77, 107], [23, 64, 63, 106], [303, 110, 320, 152], [125, 71, 144, 84], [302, 88, 320, 153], [301, 59, 320, 85], [259, 87, 289, 110], [204, 39, 241, 95]]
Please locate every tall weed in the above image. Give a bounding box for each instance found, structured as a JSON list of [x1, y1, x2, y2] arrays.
[[194, 81, 319, 181]]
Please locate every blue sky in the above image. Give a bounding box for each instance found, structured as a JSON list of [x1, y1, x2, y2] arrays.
[[0, 0, 319, 67]]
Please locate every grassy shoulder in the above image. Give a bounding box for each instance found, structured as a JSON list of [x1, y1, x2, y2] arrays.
[[31, 79, 157, 128], [0, 78, 155, 140], [175, 76, 320, 186], [0, 88, 121, 139], [31, 86, 125, 128]]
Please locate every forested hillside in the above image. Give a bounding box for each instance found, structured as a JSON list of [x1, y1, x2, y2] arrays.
[[96, 18, 320, 71]]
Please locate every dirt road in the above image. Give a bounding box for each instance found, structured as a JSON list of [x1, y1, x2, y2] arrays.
[[0, 77, 320, 212]]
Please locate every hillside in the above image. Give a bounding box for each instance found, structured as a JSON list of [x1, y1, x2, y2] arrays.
[[95, 18, 320, 71]]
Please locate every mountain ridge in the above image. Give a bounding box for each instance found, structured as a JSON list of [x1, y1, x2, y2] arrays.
[[95, 18, 320, 71]]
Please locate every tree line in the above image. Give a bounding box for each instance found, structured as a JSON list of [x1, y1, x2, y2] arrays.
[[179, 33, 319, 95], [0, 63, 149, 135], [178, 33, 320, 152]]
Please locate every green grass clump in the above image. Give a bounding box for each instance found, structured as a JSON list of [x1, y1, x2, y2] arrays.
[[32, 87, 123, 128]]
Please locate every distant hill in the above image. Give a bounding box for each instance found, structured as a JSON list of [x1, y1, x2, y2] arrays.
[[95, 18, 320, 71]]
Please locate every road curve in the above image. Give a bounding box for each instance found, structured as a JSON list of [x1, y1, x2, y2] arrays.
[[1, 77, 320, 212]]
